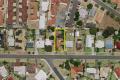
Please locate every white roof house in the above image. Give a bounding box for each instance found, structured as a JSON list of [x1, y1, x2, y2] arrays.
[[86, 68, 97, 74], [66, 41, 73, 48], [39, 13, 46, 29], [35, 70, 47, 80], [75, 31, 79, 37], [45, 39, 52, 45], [8, 36, 15, 47], [95, 40, 104, 48], [79, 8, 88, 19], [8, 29, 14, 36], [39, 0, 49, 29], [36, 40, 45, 48], [0, 66, 8, 77], [41, 0, 49, 12], [86, 35, 94, 47], [14, 66, 26, 76]]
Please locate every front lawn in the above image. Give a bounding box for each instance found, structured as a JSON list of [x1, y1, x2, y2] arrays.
[[85, 47, 92, 55], [108, 72, 116, 80]]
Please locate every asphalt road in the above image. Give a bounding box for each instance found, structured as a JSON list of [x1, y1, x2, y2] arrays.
[[46, 59, 64, 80], [0, 54, 120, 59], [93, 0, 120, 17]]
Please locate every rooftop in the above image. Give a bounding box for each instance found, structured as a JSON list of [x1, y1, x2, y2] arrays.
[[115, 67, 120, 78], [86, 35, 94, 47], [28, 0, 39, 20], [0, 11, 3, 25], [95, 9, 105, 24], [48, 0, 69, 26], [0, 0, 3, 7], [71, 66, 83, 74], [116, 41, 120, 49], [105, 39, 113, 49]]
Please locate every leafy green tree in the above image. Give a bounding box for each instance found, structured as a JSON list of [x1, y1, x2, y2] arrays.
[[73, 61, 81, 67], [49, 35, 54, 40], [2, 60, 8, 65], [84, 0, 88, 2], [45, 45, 52, 52], [87, 3, 93, 10], [102, 0, 106, 2], [59, 64, 64, 69], [70, 59, 74, 64], [110, 13, 115, 18], [100, 7, 104, 11], [76, 20, 83, 26], [48, 26, 55, 32], [74, 12, 80, 21], [89, 27, 99, 35], [114, 4, 117, 9], [31, 29, 35, 40], [74, 17, 79, 21], [107, 0, 111, 3], [115, 17, 120, 22], [75, 12, 80, 18], [64, 60, 70, 70], [102, 27, 115, 38]]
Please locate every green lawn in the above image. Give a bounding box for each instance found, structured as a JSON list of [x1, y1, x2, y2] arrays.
[[27, 48, 35, 52], [96, 48, 105, 55], [85, 47, 92, 55], [37, 48, 45, 54], [81, 76, 93, 80], [108, 72, 117, 80]]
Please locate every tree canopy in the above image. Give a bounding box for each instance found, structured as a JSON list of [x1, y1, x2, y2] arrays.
[[76, 20, 83, 27], [102, 27, 115, 38], [87, 3, 93, 10], [89, 27, 99, 35]]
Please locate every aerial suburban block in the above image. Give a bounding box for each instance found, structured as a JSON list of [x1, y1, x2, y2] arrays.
[[0, 0, 120, 79]]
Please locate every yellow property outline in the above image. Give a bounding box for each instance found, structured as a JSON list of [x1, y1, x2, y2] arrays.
[[54, 28, 66, 52]]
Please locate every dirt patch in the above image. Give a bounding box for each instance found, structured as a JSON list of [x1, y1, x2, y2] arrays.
[[99, 14, 120, 29]]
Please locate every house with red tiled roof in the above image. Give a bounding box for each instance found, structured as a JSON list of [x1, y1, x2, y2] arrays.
[[27, 0, 39, 29], [0, 0, 4, 26], [0, 11, 3, 26], [0, 75, 3, 80], [19, 0, 28, 23], [114, 67, 120, 79], [28, 1, 39, 20], [0, 0, 3, 7], [7, 0, 28, 25], [115, 41, 120, 49], [7, 75, 14, 80], [7, 0, 14, 25], [70, 65, 83, 78]]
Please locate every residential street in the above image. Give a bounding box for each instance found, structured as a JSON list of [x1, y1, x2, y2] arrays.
[[46, 59, 64, 80], [93, 0, 120, 17], [0, 54, 119, 59]]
